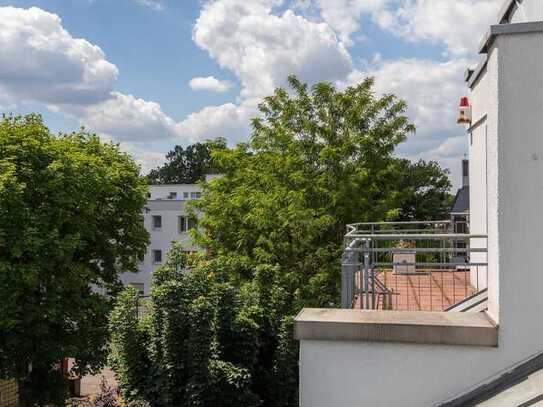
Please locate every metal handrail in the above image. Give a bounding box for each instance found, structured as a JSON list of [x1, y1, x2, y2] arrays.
[[345, 233, 486, 240], [341, 221, 488, 311], [346, 247, 487, 254]]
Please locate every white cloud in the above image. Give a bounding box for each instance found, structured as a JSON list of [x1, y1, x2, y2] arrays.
[[0, 6, 182, 145], [77, 92, 180, 142], [341, 56, 470, 185], [193, 0, 353, 101], [313, 0, 500, 56], [177, 102, 254, 144], [0, 1, 501, 182], [417, 136, 468, 189], [316, 0, 389, 46], [120, 142, 169, 173], [184, 0, 354, 143], [189, 76, 234, 92], [375, 0, 500, 57], [426, 136, 467, 160], [0, 6, 118, 106], [346, 58, 468, 139]]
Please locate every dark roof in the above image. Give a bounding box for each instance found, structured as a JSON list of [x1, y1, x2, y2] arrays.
[[450, 185, 469, 214], [440, 351, 543, 406]]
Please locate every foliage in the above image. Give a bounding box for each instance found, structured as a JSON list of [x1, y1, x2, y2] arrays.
[[0, 115, 149, 405], [389, 159, 453, 221], [110, 246, 298, 406], [146, 139, 227, 184], [111, 76, 452, 406], [192, 75, 450, 307], [108, 288, 154, 403]]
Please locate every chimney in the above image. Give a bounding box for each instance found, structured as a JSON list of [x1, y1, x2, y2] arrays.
[[462, 159, 469, 187]]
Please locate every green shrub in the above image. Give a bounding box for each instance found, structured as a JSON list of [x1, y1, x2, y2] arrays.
[[109, 247, 294, 406]]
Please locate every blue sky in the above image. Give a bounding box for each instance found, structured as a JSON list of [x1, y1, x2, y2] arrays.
[[0, 0, 502, 187]]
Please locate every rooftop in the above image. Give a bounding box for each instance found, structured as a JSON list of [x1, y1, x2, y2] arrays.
[[451, 185, 469, 215]]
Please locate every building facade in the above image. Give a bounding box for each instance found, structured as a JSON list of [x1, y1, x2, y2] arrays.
[[120, 184, 202, 295]]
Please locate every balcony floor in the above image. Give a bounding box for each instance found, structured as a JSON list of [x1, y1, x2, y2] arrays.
[[353, 269, 476, 311]]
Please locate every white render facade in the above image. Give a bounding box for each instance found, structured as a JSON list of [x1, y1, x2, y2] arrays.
[[295, 1, 543, 406], [120, 184, 201, 295]]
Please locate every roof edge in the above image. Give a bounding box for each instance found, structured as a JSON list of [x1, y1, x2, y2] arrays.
[[479, 21, 543, 54], [439, 350, 543, 406], [497, 0, 519, 25]]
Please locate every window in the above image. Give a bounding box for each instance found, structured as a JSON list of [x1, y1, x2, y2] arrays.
[[152, 215, 162, 229], [153, 249, 162, 264], [179, 216, 187, 232], [183, 192, 189, 199], [168, 192, 177, 200], [190, 191, 201, 199], [129, 282, 145, 296]]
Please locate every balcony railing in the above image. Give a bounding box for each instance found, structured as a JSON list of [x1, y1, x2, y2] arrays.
[[341, 221, 488, 311]]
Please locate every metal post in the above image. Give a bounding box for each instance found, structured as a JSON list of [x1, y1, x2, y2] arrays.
[[358, 246, 364, 309], [364, 240, 370, 310], [341, 240, 357, 309]]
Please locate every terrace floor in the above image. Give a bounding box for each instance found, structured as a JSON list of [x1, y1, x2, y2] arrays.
[[353, 269, 476, 311]]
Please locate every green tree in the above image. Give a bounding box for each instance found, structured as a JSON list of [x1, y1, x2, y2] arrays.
[[0, 115, 149, 406], [146, 139, 227, 185], [390, 158, 453, 221], [110, 247, 266, 407], [193, 75, 422, 307], [111, 75, 452, 406]]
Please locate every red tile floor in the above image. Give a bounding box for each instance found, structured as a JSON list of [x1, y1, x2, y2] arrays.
[[353, 269, 476, 311]]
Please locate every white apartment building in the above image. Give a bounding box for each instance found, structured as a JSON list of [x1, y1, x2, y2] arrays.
[[295, 1, 543, 405], [120, 184, 202, 295]]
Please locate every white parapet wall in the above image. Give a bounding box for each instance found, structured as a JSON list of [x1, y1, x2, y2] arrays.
[[297, 23, 543, 407]]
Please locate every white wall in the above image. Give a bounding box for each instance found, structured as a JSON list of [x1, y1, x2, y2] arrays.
[[510, 0, 543, 23], [468, 63, 491, 293], [121, 185, 201, 295], [147, 184, 201, 201], [299, 30, 543, 407], [496, 31, 543, 353]]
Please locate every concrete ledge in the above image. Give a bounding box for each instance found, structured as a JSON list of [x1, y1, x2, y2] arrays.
[[480, 21, 543, 53], [294, 309, 498, 347]]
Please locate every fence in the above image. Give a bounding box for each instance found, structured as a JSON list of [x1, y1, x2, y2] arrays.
[[341, 221, 488, 311]]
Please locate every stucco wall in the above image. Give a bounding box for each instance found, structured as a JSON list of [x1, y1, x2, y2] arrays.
[[120, 199, 199, 294], [496, 31, 543, 354], [468, 61, 491, 293], [298, 30, 543, 407], [510, 0, 543, 23]]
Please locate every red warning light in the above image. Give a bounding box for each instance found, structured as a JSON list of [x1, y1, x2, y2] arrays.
[[457, 97, 472, 125]]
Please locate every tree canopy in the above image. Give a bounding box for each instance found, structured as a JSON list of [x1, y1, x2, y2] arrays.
[[391, 158, 453, 221], [110, 247, 297, 407], [0, 115, 149, 405], [193, 76, 451, 307], [146, 138, 227, 185]]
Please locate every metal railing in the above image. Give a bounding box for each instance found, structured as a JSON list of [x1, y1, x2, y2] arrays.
[[341, 221, 488, 311]]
